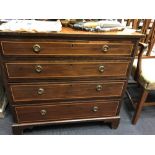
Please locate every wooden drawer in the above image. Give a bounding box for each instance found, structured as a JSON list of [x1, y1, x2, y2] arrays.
[[15, 100, 119, 123], [10, 81, 125, 103], [1, 41, 133, 56], [6, 61, 130, 80]]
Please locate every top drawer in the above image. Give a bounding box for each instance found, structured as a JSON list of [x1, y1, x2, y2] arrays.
[[1, 41, 134, 57]]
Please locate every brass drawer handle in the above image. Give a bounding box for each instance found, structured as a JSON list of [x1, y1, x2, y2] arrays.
[[40, 109, 47, 116], [33, 44, 41, 53], [102, 45, 109, 52], [98, 65, 105, 73], [93, 106, 99, 112], [35, 65, 43, 73], [38, 88, 44, 95], [96, 84, 103, 91]]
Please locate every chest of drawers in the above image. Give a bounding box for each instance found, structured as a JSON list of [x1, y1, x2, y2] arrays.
[[0, 28, 143, 134]]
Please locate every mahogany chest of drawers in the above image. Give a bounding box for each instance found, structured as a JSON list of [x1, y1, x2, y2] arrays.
[[0, 28, 143, 134]]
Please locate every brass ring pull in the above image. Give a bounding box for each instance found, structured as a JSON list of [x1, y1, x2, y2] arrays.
[[96, 84, 103, 91], [35, 65, 42, 73], [102, 45, 109, 52], [33, 44, 41, 53], [93, 106, 99, 112], [38, 88, 44, 95], [40, 109, 47, 116], [98, 65, 105, 73]]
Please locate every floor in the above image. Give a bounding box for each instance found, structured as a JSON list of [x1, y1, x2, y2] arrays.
[[0, 84, 155, 135]]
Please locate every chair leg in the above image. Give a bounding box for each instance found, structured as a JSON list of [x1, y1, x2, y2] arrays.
[[132, 89, 149, 125]]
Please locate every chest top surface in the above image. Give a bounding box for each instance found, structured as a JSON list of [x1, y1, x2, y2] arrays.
[[0, 27, 144, 39]]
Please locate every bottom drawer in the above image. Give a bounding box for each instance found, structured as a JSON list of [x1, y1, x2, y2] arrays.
[[15, 100, 119, 123]]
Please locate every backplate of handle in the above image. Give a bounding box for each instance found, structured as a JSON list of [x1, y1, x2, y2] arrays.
[[33, 44, 41, 53]]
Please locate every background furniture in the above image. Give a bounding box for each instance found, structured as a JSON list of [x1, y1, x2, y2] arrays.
[[127, 44, 155, 124], [126, 19, 155, 56], [126, 19, 155, 124], [0, 27, 143, 134]]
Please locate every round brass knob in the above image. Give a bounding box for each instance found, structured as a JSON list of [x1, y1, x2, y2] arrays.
[[38, 88, 44, 95], [102, 45, 109, 52], [98, 65, 105, 73], [93, 106, 99, 112], [40, 109, 47, 116], [33, 44, 41, 53], [96, 84, 103, 91], [35, 65, 42, 73]]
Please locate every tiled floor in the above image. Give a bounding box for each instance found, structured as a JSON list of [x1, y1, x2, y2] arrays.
[[0, 85, 155, 135]]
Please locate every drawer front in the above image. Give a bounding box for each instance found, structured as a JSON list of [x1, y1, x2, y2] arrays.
[[10, 81, 125, 103], [1, 41, 133, 56], [6, 61, 130, 79], [15, 100, 119, 123]]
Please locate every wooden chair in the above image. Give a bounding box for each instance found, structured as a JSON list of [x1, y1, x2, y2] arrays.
[[126, 19, 155, 124]]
